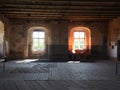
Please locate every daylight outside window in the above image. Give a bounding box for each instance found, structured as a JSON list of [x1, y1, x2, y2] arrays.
[[32, 30, 45, 52], [73, 31, 85, 50]]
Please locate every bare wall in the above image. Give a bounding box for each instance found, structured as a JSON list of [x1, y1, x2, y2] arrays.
[[7, 19, 108, 60], [108, 17, 120, 59]]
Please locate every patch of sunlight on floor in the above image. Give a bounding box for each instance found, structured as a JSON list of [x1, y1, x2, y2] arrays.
[[15, 59, 39, 63], [67, 61, 80, 63]]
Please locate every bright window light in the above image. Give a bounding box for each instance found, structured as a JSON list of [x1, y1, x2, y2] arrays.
[[73, 31, 85, 50], [32, 30, 45, 52]]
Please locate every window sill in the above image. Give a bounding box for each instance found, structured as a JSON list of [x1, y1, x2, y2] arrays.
[[32, 51, 46, 55]]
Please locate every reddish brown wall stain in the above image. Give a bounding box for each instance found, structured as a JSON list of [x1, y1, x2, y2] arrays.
[[3, 18, 108, 60]]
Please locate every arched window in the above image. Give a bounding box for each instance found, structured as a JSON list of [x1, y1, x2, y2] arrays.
[[27, 27, 48, 56], [68, 27, 91, 52]]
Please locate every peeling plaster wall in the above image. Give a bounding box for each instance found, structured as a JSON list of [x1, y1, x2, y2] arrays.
[[10, 23, 26, 59], [7, 19, 108, 60], [49, 21, 68, 60], [108, 17, 120, 59], [8, 20, 69, 60]]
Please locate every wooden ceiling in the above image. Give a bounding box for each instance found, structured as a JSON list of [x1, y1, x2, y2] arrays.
[[0, 0, 120, 21]]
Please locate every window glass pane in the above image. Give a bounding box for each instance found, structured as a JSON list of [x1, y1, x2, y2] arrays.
[[38, 39, 45, 51], [74, 39, 80, 49], [79, 32, 85, 38], [38, 32, 45, 38], [80, 39, 85, 49], [32, 39, 39, 51], [33, 32, 38, 38], [32, 30, 45, 52], [80, 39, 85, 45], [74, 32, 79, 38], [80, 45, 84, 49], [73, 31, 85, 50]]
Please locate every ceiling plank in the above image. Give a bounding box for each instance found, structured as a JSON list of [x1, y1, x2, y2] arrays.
[[0, 0, 120, 21]]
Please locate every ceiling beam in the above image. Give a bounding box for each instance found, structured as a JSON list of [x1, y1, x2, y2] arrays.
[[1, 11, 120, 16], [1, 6, 120, 11], [2, 12, 120, 16], [0, 1, 120, 5], [0, 0, 120, 21], [6, 15, 114, 21], [1, 3, 120, 9]]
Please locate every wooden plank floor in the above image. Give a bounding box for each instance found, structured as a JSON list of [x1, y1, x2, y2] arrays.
[[0, 60, 120, 90], [0, 80, 120, 90], [0, 61, 119, 80]]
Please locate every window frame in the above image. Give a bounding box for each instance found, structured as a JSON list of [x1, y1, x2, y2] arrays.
[[31, 30, 46, 54], [73, 31, 86, 50]]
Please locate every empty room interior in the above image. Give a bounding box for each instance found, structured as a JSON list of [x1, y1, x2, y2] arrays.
[[0, 0, 120, 90]]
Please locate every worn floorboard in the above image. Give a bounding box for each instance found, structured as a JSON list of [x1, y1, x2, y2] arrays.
[[0, 60, 120, 90]]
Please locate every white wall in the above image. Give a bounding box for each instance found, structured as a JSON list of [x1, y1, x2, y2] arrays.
[[108, 45, 117, 58]]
